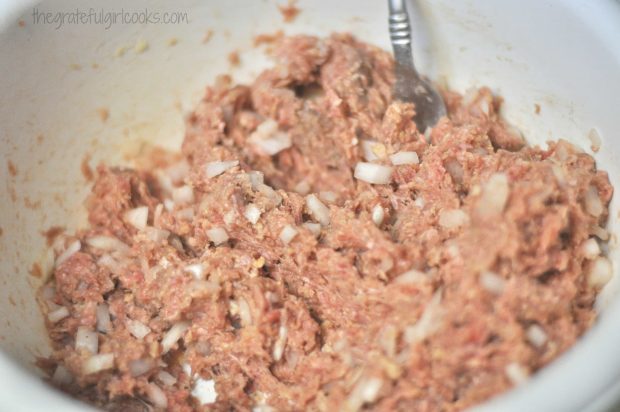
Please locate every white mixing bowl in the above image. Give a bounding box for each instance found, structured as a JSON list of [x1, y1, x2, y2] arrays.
[[1, 0, 619, 410]]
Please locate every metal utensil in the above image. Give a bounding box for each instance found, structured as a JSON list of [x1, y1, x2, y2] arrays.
[[388, 0, 446, 132]]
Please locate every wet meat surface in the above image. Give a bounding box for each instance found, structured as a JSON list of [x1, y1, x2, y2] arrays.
[[39, 34, 613, 412]]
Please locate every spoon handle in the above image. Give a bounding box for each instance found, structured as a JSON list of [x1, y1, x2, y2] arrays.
[[388, 0, 422, 100]]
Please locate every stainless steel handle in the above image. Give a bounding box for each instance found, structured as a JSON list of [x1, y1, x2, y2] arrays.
[[388, 0, 411, 46], [387, 0, 447, 130], [388, 0, 422, 101]]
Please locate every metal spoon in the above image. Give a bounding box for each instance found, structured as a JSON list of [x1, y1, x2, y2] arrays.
[[388, 0, 446, 132]]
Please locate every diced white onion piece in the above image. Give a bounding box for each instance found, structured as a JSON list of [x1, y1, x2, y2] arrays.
[[157, 171, 175, 196], [361, 139, 380, 161], [55, 240, 81, 267], [582, 238, 601, 259], [205, 160, 239, 178], [294, 180, 311, 195], [378, 255, 394, 273], [480, 271, 506, 295], [360, 140, 386, 161], [550, 164, 566, 186], [358, 377, 383, 403], [207, 227, 229, 246], [159, 257, 171, 269], [251, 133, 292, 156], [46, 301, 61, 312], [354, 162, 393, 185], [171, 237, 184, 252], [189, 280, 221, 296], [438, 209, 470, 229], [43, 291, 58, 309], [192, 378, 218, 405], [98, 254, 121, 273], [404, 290, 443, 343], [48, 306, 70, 323], [372, 204, 385, 226], [182, 363, 192, 377], [414, 196, 425, 209], [129, 358, 154, 377], [83, 353, 114, 374], [424, 127, 433, 141], [251, 119, 277, 137], [157, 370, 177, 386], [390, 151, 419, 166], [462, 87, 478, 106], [303, 222, 322, 236], [257, 183, 283, 205], [176, 207, 195, 220], [227, 298, 238, 317], [554, 143, 570, 162], [253, 405, 276, 412], [164, 199, 175, 211], [479, 97, 491, 116], [249, 119, 292, 155], [145, 383, 168, 409], [51, 365, 73, 385], [238, 298, 252, 326], [585, 185, 603, 217], [184, 263, 205, 280], [124, 206, 149, 230], [319, 191, 337, 203], [306, 194, 330, 226], [372, 142, 387, 157], [394, 270, 427, 285], [272, 325, 288, 361], [589, 256, 613, 288], [347, 377, 383, 411], [279, 225, 298, 245], [505, 362, 529, 385], [161, 321, 190, 353], [591, 225, 610, 241], [379, 325, 398, 358], [42, 283, 56, 301], [223, 210, 236, 225], [172, 185, 194, 205], [244, 204, 262, 224], [525, 324, 548, 348], [96, 304, 112, 333], [50, 234, 67, 253], [86, 236, 130, 254], [588, 128, 601, 152], [144, 227, 170, 242], [265, 292, 280, 304], [248, 171, 264, 190], [75, 327, 98, 354], [127, 319, 151, 339], [444, 159, 464, 183], [166, 161, 190, 184], [476, 173, 510, 217]]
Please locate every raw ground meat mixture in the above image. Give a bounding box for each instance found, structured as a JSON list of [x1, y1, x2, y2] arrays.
[[39, 34, 614, 411]]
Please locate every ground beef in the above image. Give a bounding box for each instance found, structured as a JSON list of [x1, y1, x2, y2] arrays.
[[39, 34, 613, 412]]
